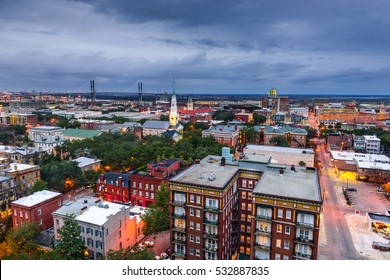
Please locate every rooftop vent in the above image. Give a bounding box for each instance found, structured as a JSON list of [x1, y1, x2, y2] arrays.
[[279, 169, 284, 175], [83, 199, 88, 204]]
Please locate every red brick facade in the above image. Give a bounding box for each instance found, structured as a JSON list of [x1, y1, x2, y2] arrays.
[[11, 191, 63, 231]]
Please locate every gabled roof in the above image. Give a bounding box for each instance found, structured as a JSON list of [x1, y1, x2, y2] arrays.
[[142, 120, 170, 129]]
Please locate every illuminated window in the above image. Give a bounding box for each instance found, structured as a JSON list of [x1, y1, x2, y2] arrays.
[[241, 214, 246, 221], [276, 239, 282, 248], [240, 235, 245, 243], [284, 241, 290, 250], [242, 191, 247, 199], [277, 224, 282, 233], [240, 246, 245, 253], [241, 203, 246, 210]]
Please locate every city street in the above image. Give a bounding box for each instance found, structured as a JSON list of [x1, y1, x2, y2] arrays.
[[311, 127, 390, 260]]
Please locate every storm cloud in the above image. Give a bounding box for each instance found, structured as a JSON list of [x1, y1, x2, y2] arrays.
[[1, 0, 389, 95]]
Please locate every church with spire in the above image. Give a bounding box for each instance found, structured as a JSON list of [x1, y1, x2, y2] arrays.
[[141, 79, 183, 141]]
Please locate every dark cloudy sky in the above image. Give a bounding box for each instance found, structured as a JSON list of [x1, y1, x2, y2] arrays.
[[1, 0, 390, 95]]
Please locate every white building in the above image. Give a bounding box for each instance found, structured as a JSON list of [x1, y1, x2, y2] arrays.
[[53, 198, 146, 260], [28, 126, 65, 153], [72, 157, 102, 172], [290, 107, 309, 117], [363, 135, 381, 154]]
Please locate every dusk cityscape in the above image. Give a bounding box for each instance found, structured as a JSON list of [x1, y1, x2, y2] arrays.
[[0, 0, 389, 269]]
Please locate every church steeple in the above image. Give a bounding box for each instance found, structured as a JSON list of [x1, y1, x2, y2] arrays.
[[169, 78, 179, 127]]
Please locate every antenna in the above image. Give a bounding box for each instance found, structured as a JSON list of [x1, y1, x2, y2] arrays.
[[138, 82, 142, 102], [90, 80, 96, 106]]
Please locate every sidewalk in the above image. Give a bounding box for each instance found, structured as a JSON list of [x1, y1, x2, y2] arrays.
[[344, 214, 390, 260]]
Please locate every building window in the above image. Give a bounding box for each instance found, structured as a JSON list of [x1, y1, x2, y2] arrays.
[[190, 222, 194, 229], [196, 223, 200, 231], [242, 180, 247, 187], [95, 230, 102, 237], [25, 212, 28, 219], [151, 193, 154, 199], [58, 200, 62, 206], [14, 209, 17, 216], [150, 184, 154, 191], [240, 246, 245, 253], [247, 226, 251, 233], [241, 203, 246, 210], [138, 191, 142, 196], [196, 196, 201, 204], [96, 241, 103, 249], [190, 234, 194, 242], [56, 219, 59, 226], [246, 247, 251, 255], [286, 210, 292, 219], [247, 215, 251, 222], [189, 247, 194, 255], [79, 226, 85, 233], [196, 249, 200, 257], [87, 228, 93, 235], [119, 230, 121, 238], [241, 225, 245, 232], [285, 226, 290, 235], [283, 255, 289, 260], [277, 224, 282, 233], [190, 208, 194, 216], [240, 235, 245, 243], [275, 253, 281, 260], [247, 204, 252, 212], [241, 214, 246, 221], [138, 182, 142, 188], [196, 236, 200, 244], [277, 209, 283, 218], [276, 239, 282, 248], [246, 236, 251, 244], [38, 218, 42, 225], [284, 240, 290, 250], [196, 210, 200, 218], [242, 191, 246, 199], [190, 195, 194, 203], [14, 219, 18, 226]]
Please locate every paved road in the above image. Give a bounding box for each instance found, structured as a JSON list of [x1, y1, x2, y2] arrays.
[[316, 139, 368, 260]]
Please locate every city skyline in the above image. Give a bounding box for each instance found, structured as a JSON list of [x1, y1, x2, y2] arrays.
[[1, 0, 390, 95]]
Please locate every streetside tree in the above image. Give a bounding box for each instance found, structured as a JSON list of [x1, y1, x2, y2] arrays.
[[55, 214, 86, 260], [141, 182, 170, 236]]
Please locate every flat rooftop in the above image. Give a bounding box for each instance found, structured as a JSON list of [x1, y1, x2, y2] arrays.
[[170, 155, 240, 189], [12, 190, 62, 207], [76, 202, 129, 226], [253, 167, 322, 203], [330, 151, 389, 163], [244, 145, 315, 167], [53, 197, 100, 217]]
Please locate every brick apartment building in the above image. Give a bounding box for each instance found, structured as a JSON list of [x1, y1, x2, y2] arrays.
[[130, 159, 180, 207], [11, 190, 63, 231], [202, 125, 240, 147], [96, 159, 180, 207], [327, 132, 353, 151], [168, 155, 322, 260]]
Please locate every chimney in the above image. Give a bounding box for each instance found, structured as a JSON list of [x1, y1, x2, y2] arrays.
[[118, 176, 123, 187], [279, 169, 284, 175], [220, 157, 226, 167]]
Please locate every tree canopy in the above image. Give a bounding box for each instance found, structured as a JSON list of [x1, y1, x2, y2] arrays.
[[55, 214, 86, 260]]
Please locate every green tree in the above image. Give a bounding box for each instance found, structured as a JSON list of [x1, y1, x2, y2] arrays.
[[298, 160, 306, 166], [212, 110, 235, 123], [252, 113, 267, 125], [32, 180, 48, 193], [142, 182, 170, 236], [55, 214, 86, 260], [2, 222, 40, 259], [243, 126, 257, 144], [270, 136, 289, 147]]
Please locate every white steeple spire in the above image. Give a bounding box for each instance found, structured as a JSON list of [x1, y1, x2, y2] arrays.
[[169, 78, 179, 127]]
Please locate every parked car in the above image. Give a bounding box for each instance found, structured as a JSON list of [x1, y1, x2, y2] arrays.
[[347, 187, 357, 192], [160, 252, 169, 260], [142, 241, 154, 247], [377, 187, 385, 192]]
